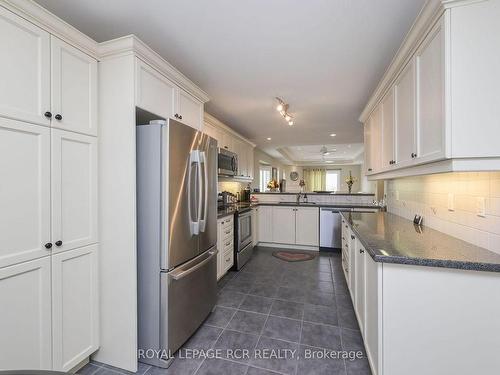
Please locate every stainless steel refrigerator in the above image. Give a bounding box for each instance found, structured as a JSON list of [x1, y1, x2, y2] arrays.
[[136, 119, 218, 367]]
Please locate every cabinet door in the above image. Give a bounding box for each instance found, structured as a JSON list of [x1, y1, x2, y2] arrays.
[[364, 252, 381, 374], [203, 121, 220, 146], [370, 105, 383, 173], [416, 19, 446, 163], [135, 58, 176, 120], [354, 239, 366, 334], [51, 36, 98, 136], [0, 7, 50, 126], [52, 244, 99, 371], [295, 207, 319, 246], [272, 207, 296, 244], [216, 219, 224, 280], [177, 89, 203, 130], [257, 206, 273, 242], [364, 119, 372, 174], [381, 87, 395, 168], [348, 231, 357, 301], [395, 60, 416, 167], [252, 207, 258, 246], [220, 131, 234, 151], [51, 129, 98, 254], [247, 146, 254, 179], [0, 118, 51, 268], [0, 257, 52, 369], [234, 139, 247, 177]]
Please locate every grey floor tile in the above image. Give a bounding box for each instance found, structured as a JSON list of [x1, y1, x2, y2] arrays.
[[245, 367, 282, 375], [181, 325, 222, 350], [78, 363, 101, 375], [144, 359, 201, 375], [301, 322, 342, 350], [204, 306, 237, 328], [345, 358, 372, 375], [336, 295, 359, 330], [304, 290, 336, 307], [224, 277, 255, 293], [270, 299, 304, 320], [212, 330, 259, 363], [249, 282, 279, 298], [227, 310, 268, 334], [297, 345, 346, 375], [341, 328, 365, 353], [93, 368, 122, 375], [217, 289, 246, 309], [303, 303, 338, 326], [93, 361, 151, 375], [261, 315, 301, 343], [250, 336, 299, 375], [239, 295, 274, 314], [275, 286, 305, 303], [195, 358, 248, 375]]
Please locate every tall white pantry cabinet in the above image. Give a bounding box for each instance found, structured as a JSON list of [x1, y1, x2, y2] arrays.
[[0, 4, 99, 372]]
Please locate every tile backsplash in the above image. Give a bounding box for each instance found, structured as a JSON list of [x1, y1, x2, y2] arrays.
[[386, 172, 500, 254]]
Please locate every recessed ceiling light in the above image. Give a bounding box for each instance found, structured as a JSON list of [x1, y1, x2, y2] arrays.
[[288, 121, 294, 126], [330, 133, 336, 137], [266, 137, 272, 141], [326, 160, 333, 163]]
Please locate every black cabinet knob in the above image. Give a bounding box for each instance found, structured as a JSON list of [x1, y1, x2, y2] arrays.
[[174, 113, 179, 119], [351, 235, 355, 240], [368, 168, 372, 171], [55, 114, 62, 120], [44, 111, 52, 118], [55, 240, 63, 247], [179, 115, 183, 120], [359, 249, 365, 254], [44, 242, 52, 249]]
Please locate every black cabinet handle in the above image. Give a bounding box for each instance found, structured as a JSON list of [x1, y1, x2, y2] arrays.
[[359, 249, 365, 254], [55, 240, 63, 247], [179, 115, 183, 120], [351, 235, 355, 240], [55, 114, 62, 120], [368, 168, 372, 171], [411, 153, 417, 158], [44, 242, 52, 249], [44, 111, 52, 118]]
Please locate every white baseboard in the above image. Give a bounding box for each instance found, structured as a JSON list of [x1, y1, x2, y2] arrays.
[[256, 242, 319, 252]]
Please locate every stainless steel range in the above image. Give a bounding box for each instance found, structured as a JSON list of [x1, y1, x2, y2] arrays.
[[234, 207, 253, 270]]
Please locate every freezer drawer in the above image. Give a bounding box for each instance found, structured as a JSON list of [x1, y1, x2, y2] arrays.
[[160, 248, 217, 355], [320, 208, 342, 249]]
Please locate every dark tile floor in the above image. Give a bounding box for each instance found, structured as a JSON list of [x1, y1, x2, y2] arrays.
[[80, 246, 372, 375]]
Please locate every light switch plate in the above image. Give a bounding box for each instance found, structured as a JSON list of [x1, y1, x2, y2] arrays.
[[448, 193, 454, 211], [395, 191, 400, 201], [476, 197, 486, 217]]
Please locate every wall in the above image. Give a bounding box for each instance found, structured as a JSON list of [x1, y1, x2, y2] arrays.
[[299, 165, 362, 193], [386, 172, 500, 254], [218, 180, 246, 196], [251, 148, 291, 191]]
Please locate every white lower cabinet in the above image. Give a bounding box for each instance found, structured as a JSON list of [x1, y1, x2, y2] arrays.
[[0, 257, 52, 370], [216, 216, 234, 280], [52, 244, 99, 371], [354, 239, 366, 333], [364, 251, 381, 374], [271, 207, 296, 244], [257, 206, 273, 243], [295, 207, 319, 246]]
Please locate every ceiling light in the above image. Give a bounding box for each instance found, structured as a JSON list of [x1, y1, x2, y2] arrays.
[[275, 97, 294, 126], [326, 160, 333, 163], [266, 137, 272, 141], [288, 121, 294, 126], [330, 133, 336, 137], [285, 115, 291, 122], [276, 104, 283, 112]]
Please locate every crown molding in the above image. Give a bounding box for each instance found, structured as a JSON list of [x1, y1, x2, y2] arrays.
[[98, 35, 209, 103], [0, 0, 98, 58], [204, 112, 256, 147]]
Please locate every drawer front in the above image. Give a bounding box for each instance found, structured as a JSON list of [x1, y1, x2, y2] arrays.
[[222, 217, 233, 230], [222, 227, 233, 241], [222, 237, 233, 252], [222, 250, 234, 272]]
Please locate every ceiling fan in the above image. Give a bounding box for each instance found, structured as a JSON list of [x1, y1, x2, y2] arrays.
[[320, 145, 337, 156]]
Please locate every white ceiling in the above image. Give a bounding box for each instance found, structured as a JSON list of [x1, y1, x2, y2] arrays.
[[35, 0, 426, 160], [278, 143, 364, 165]]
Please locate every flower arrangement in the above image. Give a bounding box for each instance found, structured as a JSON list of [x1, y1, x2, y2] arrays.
[[299, 179, 306, 192], [345, 171, 358, 194], [267, 179, 279, 192]]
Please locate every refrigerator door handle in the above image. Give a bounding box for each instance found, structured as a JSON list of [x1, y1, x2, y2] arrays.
[[170, 249, 218, 280], [199, 151, 208, 232], [188, 150, 201, 235]]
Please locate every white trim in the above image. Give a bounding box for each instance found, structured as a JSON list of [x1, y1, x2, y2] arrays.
[[98, 35, 209, 103], [204, 112, 256, 147], [256, 242, 319, 252], [0, 0, 98, 58]]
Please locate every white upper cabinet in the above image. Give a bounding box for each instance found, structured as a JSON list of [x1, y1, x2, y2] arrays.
[[370, 105, 383, 173], [52, 244, 99, 371], [51, 129, 98, 254], [364, 118, 372, 174], [395, 59, 416, 167], [0, 118, 51, 268], [51, 37, 98, 136], [135, 58, 176, 121], [295, 207, 319, 246], [247, 146, 254, 180], [416, 17, 446, 163], [381, 88, 395, 168], [177, 89, 203, 130], [0, 257, 52, 370], [135, 58, 203, 129], [0, 7, 50, 126]]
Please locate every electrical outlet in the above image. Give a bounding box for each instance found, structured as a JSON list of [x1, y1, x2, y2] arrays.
[[447, 193, 455, 211], [476, 197, 486, 217]]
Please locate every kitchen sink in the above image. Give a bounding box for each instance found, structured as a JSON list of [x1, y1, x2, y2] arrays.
[[278, 202, 317, 205]]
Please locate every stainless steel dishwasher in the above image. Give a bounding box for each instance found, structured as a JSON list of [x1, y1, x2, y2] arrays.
[[320, 208, 342, 249]]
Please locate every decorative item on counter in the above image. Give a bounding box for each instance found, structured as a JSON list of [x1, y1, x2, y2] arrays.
[[250, 195, 259, 203], [299, 179, 306, 192], [345, 171, 358, 194], [279, 179, 286, 192], [267, 179, 280, 192]]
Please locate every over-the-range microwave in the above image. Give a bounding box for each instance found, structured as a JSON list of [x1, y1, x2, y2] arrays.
[[218, 148, 238, 176]]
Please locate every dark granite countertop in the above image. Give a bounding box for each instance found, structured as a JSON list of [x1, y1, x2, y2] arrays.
[[252, 192, 375, 196], [341, 211, 500, 272], [217, 203, 252, 219]]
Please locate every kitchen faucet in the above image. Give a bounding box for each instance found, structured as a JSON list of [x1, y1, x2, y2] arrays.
[[296, 192, 302, 204]]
